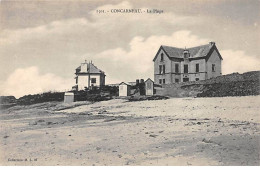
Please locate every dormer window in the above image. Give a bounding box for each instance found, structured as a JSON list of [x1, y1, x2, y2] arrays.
[[160, 53, 164, 61], [183, 50, 190, 58]]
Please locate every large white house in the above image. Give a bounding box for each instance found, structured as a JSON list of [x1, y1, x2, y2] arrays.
[[153, 42, 223, 84], [73, 60, 105, 90]]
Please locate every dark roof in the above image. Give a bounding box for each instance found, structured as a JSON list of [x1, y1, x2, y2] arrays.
[[75, 62, 105, 74], [89, 63, 105, 74], [161, 46, 184, 58], [153, 42, 222, 61]]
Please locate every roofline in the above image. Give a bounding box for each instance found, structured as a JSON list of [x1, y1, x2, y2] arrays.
[[75, 72, 106, 75], [75, 62, 106, 73], [205, 44, 223, 61], [152, 43, 223, 61], [145, 78, 154, 83], [213, 45, 223, 60], [119, 82, 131, 86], [153, 45, 173, 62], [90, 62, 105, 73], [153, 46, 162, 62]]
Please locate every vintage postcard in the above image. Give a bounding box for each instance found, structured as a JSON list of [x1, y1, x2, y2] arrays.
[[0, 0, 259, 166]]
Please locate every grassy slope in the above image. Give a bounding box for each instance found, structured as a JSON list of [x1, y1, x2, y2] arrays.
[[159, 71, 260, 97]]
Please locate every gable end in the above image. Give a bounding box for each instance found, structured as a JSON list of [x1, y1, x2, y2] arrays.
[[205, 45, 223, 62], [152, 46, 171, 62]]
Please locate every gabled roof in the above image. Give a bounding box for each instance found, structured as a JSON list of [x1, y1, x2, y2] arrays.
[[153, 42, 223, 61], [119, 82, 131, 86], [145, 78, 154, 83]]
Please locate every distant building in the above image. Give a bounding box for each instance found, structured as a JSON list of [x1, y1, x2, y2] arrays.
[[73, 60, 105, 90], [119, 82, 131, 96], [153, 42, 223, 84]]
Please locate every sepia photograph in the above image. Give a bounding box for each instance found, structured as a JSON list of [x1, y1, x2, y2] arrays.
[[0, 0, 259, 166]]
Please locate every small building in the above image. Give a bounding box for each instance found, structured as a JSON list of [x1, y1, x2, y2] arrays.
[[64, 92, 74, 103], [119, 82, 131, 96], [145, 78, 154, 95], [74, 60, 106, 90]]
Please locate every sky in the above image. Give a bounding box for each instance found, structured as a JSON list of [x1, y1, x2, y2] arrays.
[[0, 0, 259, 98]]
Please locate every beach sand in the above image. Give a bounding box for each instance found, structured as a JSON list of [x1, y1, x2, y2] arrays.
[[0, 96, 259, 165]]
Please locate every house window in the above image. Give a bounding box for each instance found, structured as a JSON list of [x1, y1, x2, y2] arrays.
[[91, 78, 96, 83], [162, 65, 165, 74], [184, 64, 188, 73], [160, 53, 164, 61], [159, 79, 162, 84], [159, 65, 162, 74], [212, 64, 216, 72], [163, 79, 165, 84], [196, 78, 199, 81], [175, 64, 179, 73], [196, 64, 199, 73], [159, 65, 165, 74], [175, 79, 179, 83]]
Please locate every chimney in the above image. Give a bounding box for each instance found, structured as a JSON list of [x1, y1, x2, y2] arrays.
[[209, 42, 215, 46], [136, 79, 140, 85], [81, 61, 87, 72]]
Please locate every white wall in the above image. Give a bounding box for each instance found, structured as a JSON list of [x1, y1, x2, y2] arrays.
[[206, 49, 222, 79], [78, 75, 89, 90], [119, 84, 129, 96], [189, 59, 207, 81], [179, 59, 207, 82], [64, 95, 74, 103], [77, 74, 103, 90], [145, 80, 154, 95]]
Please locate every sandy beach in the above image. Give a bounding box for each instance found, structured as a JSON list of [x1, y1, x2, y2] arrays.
[[0, 96, 259, 166]]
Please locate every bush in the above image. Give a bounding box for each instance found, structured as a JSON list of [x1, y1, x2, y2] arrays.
[[17, 92, 64, 105], [74, 85, 118, 102]]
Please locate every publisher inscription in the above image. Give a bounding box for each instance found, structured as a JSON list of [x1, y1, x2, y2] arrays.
[[8, 158, 38, 162], [96, 8, 164, 14]]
